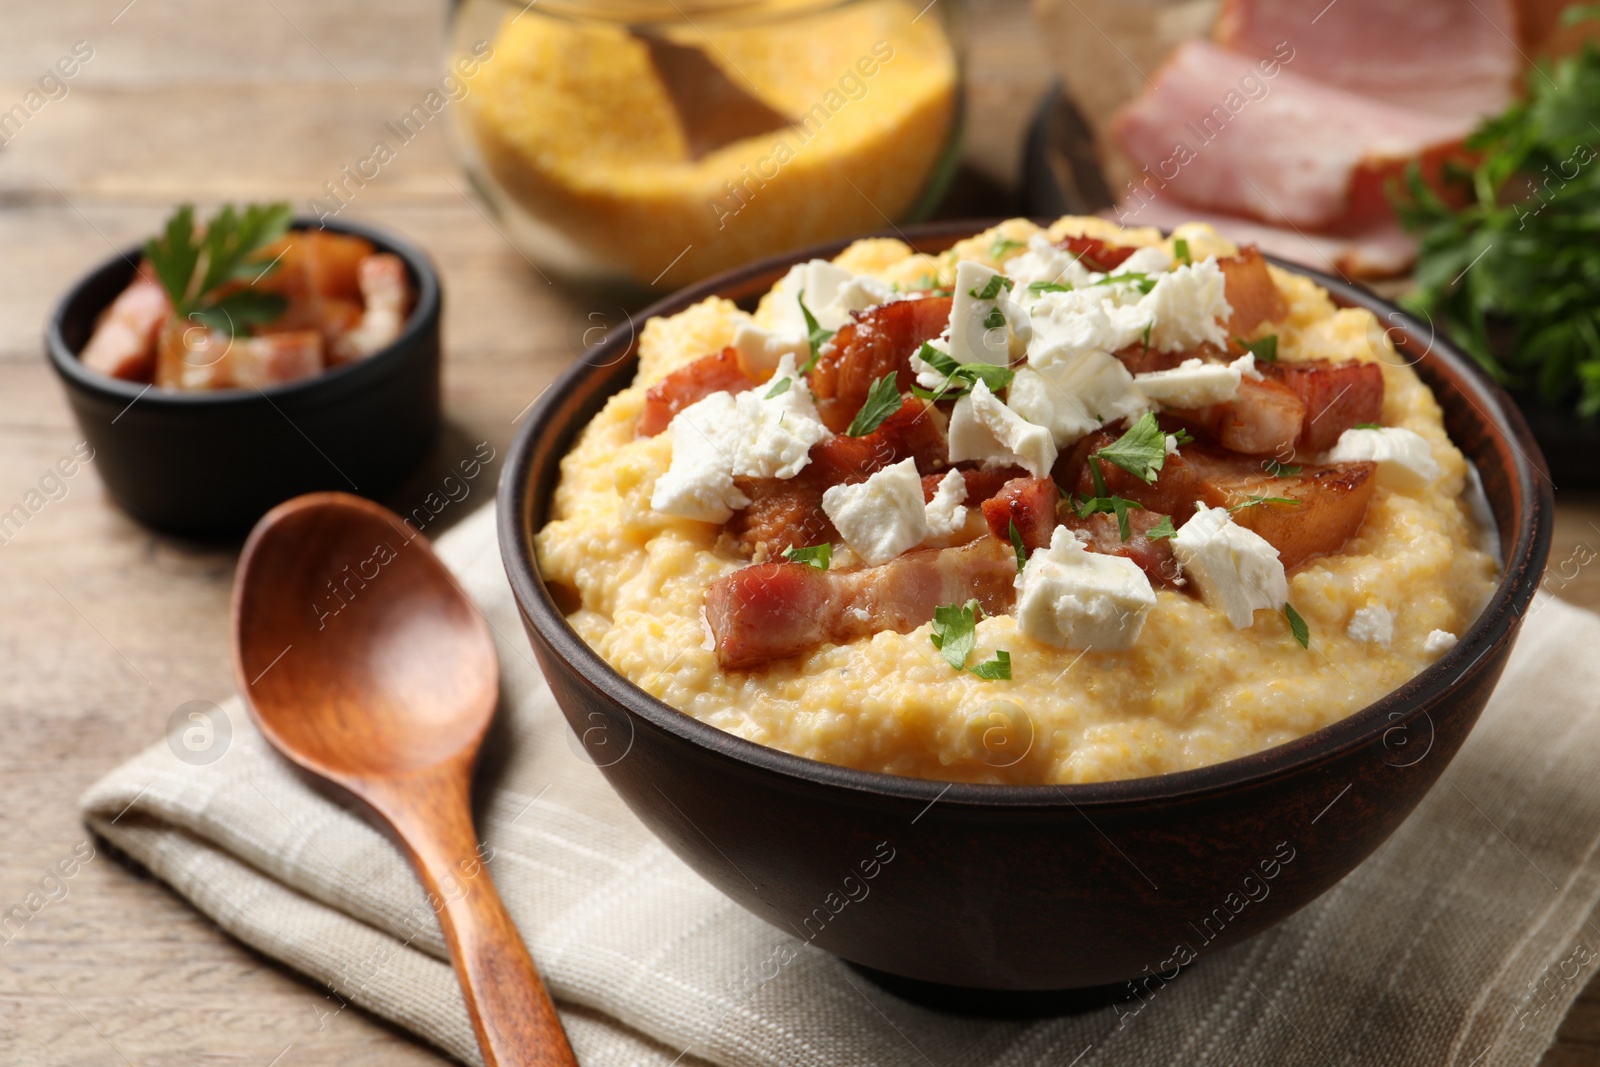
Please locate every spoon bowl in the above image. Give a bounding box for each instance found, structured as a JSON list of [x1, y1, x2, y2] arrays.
[[234, 492, 577, 1067]]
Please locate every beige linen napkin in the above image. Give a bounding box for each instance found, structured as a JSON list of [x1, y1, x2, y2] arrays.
[[82, 502, 1600, 1066]]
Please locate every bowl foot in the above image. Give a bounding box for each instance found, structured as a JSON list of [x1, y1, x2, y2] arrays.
[[846, 962, 1134, 1018]]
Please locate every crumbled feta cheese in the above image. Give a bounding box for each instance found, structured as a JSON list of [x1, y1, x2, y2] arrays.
[[1165, 434, 1180, 455], [1006, 353, 1149, 447], [770, 259, 894, 333], [1170, 504, 1288, 629], [1237, 352, 1263, 380], [1326, 427, 1440, 491], [1141, 257, 1232, 353], [1423, 629, 1458, 655], [1026, 285, 1153, 371], [1014, 526, 1157, 650], [947, 260, 1018, 366], [731, 321, 809, 380], [1134, 353, 1255, 408], [650, 355, 829, 522], [924, 469, 968, 538], [821, 458, 930, 565], [948, 379, 1058, 477], [1003, 234, 1095, 307], [1110, 245, 1173, 276], [649, 392, 751, 523], [1347, 605, 1394, 647]]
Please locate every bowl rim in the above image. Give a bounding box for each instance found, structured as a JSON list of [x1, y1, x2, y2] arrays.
[[498, 218, 1553, 811], [44, 214, 442, 408]]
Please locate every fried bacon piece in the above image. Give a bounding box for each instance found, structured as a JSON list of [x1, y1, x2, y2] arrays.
[[1060, 439, 1376, 570], [706, 538, 1017, 669], [1181, 451, 1377, 570], [921, 466, 1029, 505], [726, 477, 834, 558], [1217, 246, 1288, 338], [1259, 359, 1384, 452], [80, 262, 171, 381], [809, 296, 952, 432], [1057, 234, 1140, 273], [1168, 377, 1308, 456], [637, 347, 757, 436], [1062, 510, 1182, 588], [980, 476, 1060, 551]]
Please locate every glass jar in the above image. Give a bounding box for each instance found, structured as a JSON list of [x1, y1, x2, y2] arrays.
[[446, 0, 966, 292]]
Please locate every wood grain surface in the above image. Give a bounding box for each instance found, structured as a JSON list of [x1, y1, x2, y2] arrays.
[[0, 1, 1595, 1064]]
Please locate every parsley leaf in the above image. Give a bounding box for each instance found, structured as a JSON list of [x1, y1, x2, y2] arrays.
[[781, 543, 831, 570], [1263, 459, 1302, 477], [1074, 493, 1144, 542], [1007, 519, 1028, 573], [1393, 44, 1600, 416], [930, 600, 979, 670], [845, 373, 903, 436], [1090, 271, 1158, 294], [1092, 412, 1167, 484], [764, 376, 792, 399], [983, 306, 1007, 330], [1170, 428, 1195, 445], [1173, 237, 1191, 265], [1029, 280, 1074, 294], [796, 290, 834, 377], [144, 201, 292, 335], [1228, 495, 1300, 512], [989, 234, 1027, 260], [1353, 422, 1383, 430], [1284, 603, 1310, 648], [930, 599, 1010, 679], [968, 275, 1014, 301], [911, 342, 1015, 400], [968, 650, 1012, 680], [1234, 335, 1279, 362], [1146, 515, 1177, 540]]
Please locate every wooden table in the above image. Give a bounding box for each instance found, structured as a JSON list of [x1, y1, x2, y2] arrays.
[[0, 2, 1596, 1063]]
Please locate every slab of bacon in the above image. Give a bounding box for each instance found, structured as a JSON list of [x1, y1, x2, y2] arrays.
[[706, 538, 1017, 669], [637, 347, 757, 437], [979, 475, 1181, 587]]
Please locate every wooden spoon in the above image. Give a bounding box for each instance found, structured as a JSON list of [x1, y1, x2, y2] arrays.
[[232, 492, 577, 1067]]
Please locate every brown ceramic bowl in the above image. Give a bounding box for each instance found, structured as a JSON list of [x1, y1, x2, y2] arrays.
[[498, 221, 1552, 997]]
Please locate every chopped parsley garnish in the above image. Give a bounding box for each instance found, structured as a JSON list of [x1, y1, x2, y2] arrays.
[[1234, 335, 1279, 362], [1092, 412, 1167, 484], [1263, 459, 1301, 477], [1029, 280, 1074, 294], [968, 275, 1014, 301], [968, 650, 1012, 680], [1173, 237, 1191, 265], [983, 306, 1008, 330], [1146, 515, 1177, 540], [989, 234, 1027, 260], [910, 341, 1015, 401], [781, 542, 831, 570], [1354, 421, 1383, 430], [1074, 493, 1144, 542], [1007, 519, 1028, 573], [1140, 321, 1153, 358], [930, 599, 1010, 679], [795, 289, 834, 377], [764, 376, 792, 398], [845, 373, 903, 436], [1228, 495, 1300, 512], [145, 201, 293, 335], [1090, 271, 1159, 295], [1284, 603, 1310, 648], [1170, 428, 1195, 445]]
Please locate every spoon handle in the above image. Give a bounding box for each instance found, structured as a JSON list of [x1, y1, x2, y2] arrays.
[[377, 772, 579, 1067]]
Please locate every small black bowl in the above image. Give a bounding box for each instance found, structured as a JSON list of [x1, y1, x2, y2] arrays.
[[499, 221, 1552, 994], [46, 217, 441, 537]]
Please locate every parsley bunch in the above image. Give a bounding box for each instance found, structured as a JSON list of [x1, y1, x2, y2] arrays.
[[145, 202, 293, 336], [1395, 39, 1600, 416]]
